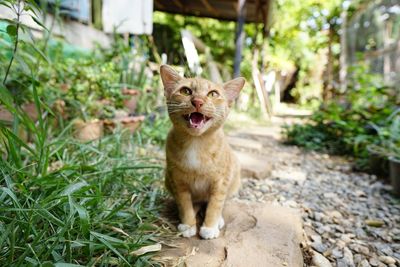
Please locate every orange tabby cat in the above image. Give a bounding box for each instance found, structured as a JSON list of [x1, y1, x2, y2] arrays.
[[160, 65, 245, 239]]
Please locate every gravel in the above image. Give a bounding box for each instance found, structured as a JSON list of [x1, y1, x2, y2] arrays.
[[231, 122, 400, 267]]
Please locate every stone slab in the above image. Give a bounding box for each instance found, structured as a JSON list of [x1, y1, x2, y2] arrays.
[[228, 136, 263, 151], [234, 150, 272, 179], [155, 201, 303, 267]]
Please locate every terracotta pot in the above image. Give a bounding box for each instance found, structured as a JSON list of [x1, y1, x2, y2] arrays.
[[73, 119, 103, 142], [103, 119, 116, 134], [0, 106, 13, 122], [122, 89, 140, 114], [53, 99, 67, 118], [23, 103, 39, 121], [389, 157, 400, 196], [114, 115, 145, 134], [0, 103, 38, 122]]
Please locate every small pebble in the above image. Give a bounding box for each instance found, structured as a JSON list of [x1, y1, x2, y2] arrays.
[[378, 256, 395, 265]]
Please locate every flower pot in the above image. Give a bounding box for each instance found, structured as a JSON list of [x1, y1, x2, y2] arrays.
[[114, 115, 145, 134], [0, 103, 39, 142], [0, 103, 38, 122], [103, 119, 116, 134], [121, 116, 145, 133], [112, 115, 145, 141], [122, 88, 139, 114], [0, 106, 13, 122], [367, 145, 389, 178], [389, 157, 400, 196], [73, 119, 103, 142]]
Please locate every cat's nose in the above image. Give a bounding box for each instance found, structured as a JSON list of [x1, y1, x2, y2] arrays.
[[191, 98, 204, 110]]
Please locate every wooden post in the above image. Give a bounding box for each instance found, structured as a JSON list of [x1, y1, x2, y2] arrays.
[[339, 8, 348, 92], [383, 21, 392, 84], [233, 0, 246, 78]]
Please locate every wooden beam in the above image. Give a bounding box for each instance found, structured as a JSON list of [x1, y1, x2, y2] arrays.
[[172, 0, 183, 9], [200, 0, 220, 17], [233, 0, 247, 78], [232, 3, 237, 11], [154, 0, 165, 9]]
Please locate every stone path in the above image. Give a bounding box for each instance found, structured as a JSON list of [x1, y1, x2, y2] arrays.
[[156, 111, 400, 267], [231, 115, 400, 267], [156, 201, 303, 267]]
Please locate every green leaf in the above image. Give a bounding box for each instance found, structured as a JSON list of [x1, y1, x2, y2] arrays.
[[54, 264, 84, 267], [31, 16, 48, 31], [0, 3, 12, 12], [61, 181, 88, 196], [0, 84, 15, 110], [27, 42, 49, 63], [69, 196, 90, 238], [6, 24, 17, 38], [0, 220, 13, 249], [91, 231, 129, 264], [36, 208, 65, 227], [0, 127, 38, 158]]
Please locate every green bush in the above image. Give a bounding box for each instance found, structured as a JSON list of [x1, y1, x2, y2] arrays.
[[0, 1, 171, 265], [284, 64, 399, 169]]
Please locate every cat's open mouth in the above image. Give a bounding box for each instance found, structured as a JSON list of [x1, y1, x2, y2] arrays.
[[183, 112, 211, 129]]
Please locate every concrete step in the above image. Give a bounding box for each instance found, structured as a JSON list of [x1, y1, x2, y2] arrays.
[[155, 201, 303, 267]]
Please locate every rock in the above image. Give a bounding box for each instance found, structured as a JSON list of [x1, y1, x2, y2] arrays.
[[312, 251, 333, 267], [228, 136, 263, 151], [156, 201, 303, 267], [374, 243, 393, 256], [358, 259, 371, 267], [324, 192, 337, 198], [350, 244, 370, 255], [335, 225, 345, 233], [234, 151, 273, 179], [378, 256, 396, 265], [342, 247, 355, 267], [271, 169, 307, 183], [365, 219, 385, 227], [340, 234, 352, 243], [353, 254, 363, 265], [355, 228, 367, 238], [312, 241, 328, 253], [354, 190, 367, 197], [310, 234, 322, 243], [332, 248, 343, 259], [369, 258, 380, 267], [314, 212, 325, 222], [328, 210, 343, 219]]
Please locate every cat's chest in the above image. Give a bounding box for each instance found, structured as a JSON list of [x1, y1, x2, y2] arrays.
[[182, 140, 202, 169]]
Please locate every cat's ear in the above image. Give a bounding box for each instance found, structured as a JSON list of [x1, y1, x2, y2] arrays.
[[160, 65, 182, 96], [223, 77, 245, 104]]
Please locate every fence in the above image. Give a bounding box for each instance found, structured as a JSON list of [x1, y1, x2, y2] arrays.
[[344, 0, 400, 86]]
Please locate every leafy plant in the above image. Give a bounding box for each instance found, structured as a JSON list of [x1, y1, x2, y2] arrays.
[[0, 1, 173, 266], [284, 64, 398, 169], [372, 109, 400, 160]]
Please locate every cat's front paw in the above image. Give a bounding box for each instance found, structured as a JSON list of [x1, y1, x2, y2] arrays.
[[178, 224, 197, 237], [199, 225, 220, 239], [218, 217, 225, 229]]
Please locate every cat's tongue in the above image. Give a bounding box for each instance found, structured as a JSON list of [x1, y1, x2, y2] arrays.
[[189, 112, 205, 128]]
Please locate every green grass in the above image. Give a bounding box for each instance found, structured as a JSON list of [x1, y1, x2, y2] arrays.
[[0, 103, 172, 266]]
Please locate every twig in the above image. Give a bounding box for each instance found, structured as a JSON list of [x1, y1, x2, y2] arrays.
[[3, 0, 22, 86]]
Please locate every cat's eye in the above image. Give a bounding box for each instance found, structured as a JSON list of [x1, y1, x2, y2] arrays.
[[180, 87, 192, 96], [207, 90, 219, 97]]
